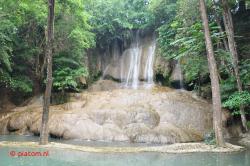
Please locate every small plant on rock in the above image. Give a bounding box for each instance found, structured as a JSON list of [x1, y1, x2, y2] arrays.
[[204, 131, 216, 145]]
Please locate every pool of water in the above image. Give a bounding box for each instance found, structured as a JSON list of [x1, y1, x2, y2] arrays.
[[0, 135, 249, 166]]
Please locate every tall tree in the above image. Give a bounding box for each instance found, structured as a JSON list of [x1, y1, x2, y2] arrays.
[[199, 0, 226, 147], [221, 0, 248, 131], [40, 0, 55, 145]]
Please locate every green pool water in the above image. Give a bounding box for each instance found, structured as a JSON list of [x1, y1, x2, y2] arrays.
[[0, 135, 249, 166]]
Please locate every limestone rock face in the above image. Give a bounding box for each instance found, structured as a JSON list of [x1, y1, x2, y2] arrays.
[[86, 33, 172, 86], [153, 55, 171, 78], [0, 86, 216, 144], [88, 80, 121, 92]]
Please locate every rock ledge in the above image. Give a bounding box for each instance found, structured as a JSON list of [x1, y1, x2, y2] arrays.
[[0, 141, 244, 153]]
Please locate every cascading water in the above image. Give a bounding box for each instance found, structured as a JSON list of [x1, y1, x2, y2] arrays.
[[173, 60, 184, 89], [125, 31, 142, 89], [144, 36, 156, 85], [102, 30, 156, 89], [177, 60, 184, 89]]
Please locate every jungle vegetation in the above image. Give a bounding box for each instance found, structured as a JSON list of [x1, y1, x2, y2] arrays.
[[0, 0, 250, 145]]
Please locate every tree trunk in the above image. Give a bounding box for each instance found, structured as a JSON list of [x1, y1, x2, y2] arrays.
[[199, 0, 226, 147], [221, 0, 248, 131], [212, 3, 229, 51], [39, 0, 55, 145]]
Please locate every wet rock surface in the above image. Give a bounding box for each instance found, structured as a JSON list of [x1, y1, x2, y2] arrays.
[[239, 133, 250, 148], [0, 85, 216, 144], [88, 80, 121, 92]]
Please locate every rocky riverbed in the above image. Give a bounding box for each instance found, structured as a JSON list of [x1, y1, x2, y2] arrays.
[[0, 83, 234, 144]]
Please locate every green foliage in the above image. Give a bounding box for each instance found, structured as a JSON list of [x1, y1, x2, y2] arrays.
[[0, 0, 46, 95], [220, 77, 237, 100], [204, 131, 216, 145], [87, 0, 155, 48], [182, 56, 209, 83], [240, 59, 250, 86], [157, 0, 250, 108], [53, 67, 88, 91], [0, 72, 32, 93], [0, 0, 249, 112], [0, 5, 16, 73], [247, 121, 250, 129], [0, 0, 94, 94], [157, 0, 220, 91], [218, 54, 250, 115], [157, 23, 178, 59], [223, 91, 250, 110], [52, 0, 95, 92], [158, 21, 223, 60], [149, 0, 177, 27], [9, 76, 33, 93]]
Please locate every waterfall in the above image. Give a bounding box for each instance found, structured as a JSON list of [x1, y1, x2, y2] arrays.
[[176, 60, 184, 89], [102, 30, 156, 89], [144, 36, 156, 85], [125, 31, 142, 89]]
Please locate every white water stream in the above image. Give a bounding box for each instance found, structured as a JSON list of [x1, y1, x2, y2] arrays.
[[103, 31, 156, 89], [127, 33, 156, 88], [175, 60, 184, 89], [144, 36, 156, 85], [125, 31, 143, 88]]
